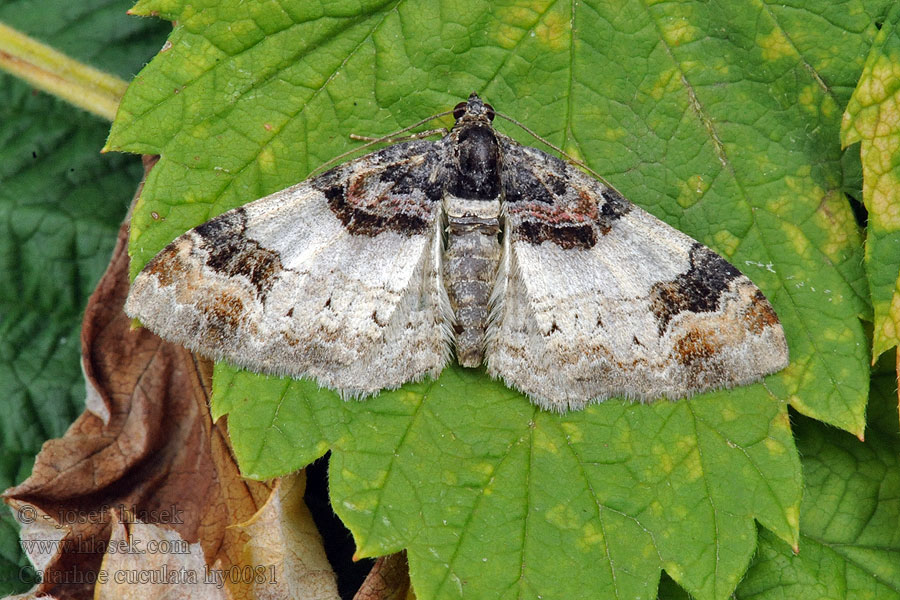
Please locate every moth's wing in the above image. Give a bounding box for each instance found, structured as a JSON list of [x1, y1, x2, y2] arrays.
[[125, 139, 454, 396], [487, 139, 789, 410]]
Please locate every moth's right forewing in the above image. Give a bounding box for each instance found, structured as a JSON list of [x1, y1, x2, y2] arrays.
[[487, 139, 789, 410]]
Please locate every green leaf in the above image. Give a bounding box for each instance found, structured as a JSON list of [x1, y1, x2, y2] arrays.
[[0, 1, 169, 595], [841, 2, 900, 363], [113, 0, 872, 434], [735, 371, 900, 599], [107, 1, 884, 598], [216, 365, 799, 600]]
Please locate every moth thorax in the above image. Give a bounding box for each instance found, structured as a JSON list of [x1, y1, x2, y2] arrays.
[[449, 124, 501, 200], [443, 197, 502, 367]]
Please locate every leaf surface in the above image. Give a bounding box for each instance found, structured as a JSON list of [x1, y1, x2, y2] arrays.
[[842, 2, 900, 362], [105, 1, 886, 598], [735, 371, 900, 599]]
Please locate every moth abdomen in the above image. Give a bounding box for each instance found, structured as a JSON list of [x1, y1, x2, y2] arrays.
[[443, 199, 502, 367]]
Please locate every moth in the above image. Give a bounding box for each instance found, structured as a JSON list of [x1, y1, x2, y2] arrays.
[[125, 93, 789, 411]]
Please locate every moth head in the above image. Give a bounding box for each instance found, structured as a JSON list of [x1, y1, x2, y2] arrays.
[[454, 93, 495, 123]]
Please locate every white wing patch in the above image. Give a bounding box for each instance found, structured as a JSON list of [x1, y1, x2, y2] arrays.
[[126, 94, 789, 410], [125, 141, 452, 396], [486, 140, 788, 410]]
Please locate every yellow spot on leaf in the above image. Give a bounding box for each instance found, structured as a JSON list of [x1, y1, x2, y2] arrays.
[[534, 12, 569, 51], [229, 18, 258, 39], [534, 428, 559, 453], [659, 18, 700, 47], [579, 522, 604, 551], [665, 563, 684, 581], [341, 493, 375, 514], [870, 169, 900, 230], [545, 502, 578, 529], [821, 94, 838, 120], [649, 68, 679, 101], [474, 462, 494, 477], [798, 84, 836, 119], [563, 145, 584, 162], [689, 173, 709, 196], [493, 1, 545, 48], [720, 407, 737, 422], [798, 84, 817, 109], [876, 298, 899, 342], [764, 438, 784, 455], [258, 147, 276, 174], [602, 127, 628, 142], [684, 451, 702, 482], [854, 54, 900, 109], [757, 28, 794, 62], [765, 194, 790, 214], [820, 327, 841, 342], [871, 128, 900, 174], [814, 190, 858, 261], [779, 220, 811, 257], [561, 422, 583, 443], [316, 440, 330, 457], [657, 451, 673, 475], [341, 468, 387, 491], [494, 23, 520, 49], [890, 287, 900, 335], [675, 174, 709, 209], [786, 505, 800, 531], [712, 230, 739, 257]]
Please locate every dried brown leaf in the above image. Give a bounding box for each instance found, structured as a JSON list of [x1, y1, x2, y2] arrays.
[[96, 511, 224, 600], [3, 158, 288, 598], [353, 552, 411, 600], [234, 473, 339, 599]]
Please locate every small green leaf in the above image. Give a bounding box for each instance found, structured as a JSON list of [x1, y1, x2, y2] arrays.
[[842, 2, 900, 362]]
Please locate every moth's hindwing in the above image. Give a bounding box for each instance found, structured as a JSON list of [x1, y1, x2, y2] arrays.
[[486, 138, 789, 411], [125, 140, 453, 397]]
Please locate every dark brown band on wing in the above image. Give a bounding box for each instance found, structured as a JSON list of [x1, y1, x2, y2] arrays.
[[193, 208, 284, 300], [322, 183, 431, 237], [598, 189, 632, 221], [501, 138, 634, 250], [515, 220, 597, 249], [502, 156, 559, 205], [649, 244, 743, 334], [313, 142, 443, 237], [507, 189, 633, 250]]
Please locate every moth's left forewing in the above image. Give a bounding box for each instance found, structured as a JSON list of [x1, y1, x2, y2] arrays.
[[126, 140, 453, 397], [487, 138, 789, 410]]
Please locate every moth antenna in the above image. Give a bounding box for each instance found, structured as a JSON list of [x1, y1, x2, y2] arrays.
[[308, 109, 454, 177], [494, 111, 624, 196], [350, 128, 446, 144]]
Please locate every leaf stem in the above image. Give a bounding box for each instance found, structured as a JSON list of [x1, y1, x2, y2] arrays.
[[0, 21, 128, 121]]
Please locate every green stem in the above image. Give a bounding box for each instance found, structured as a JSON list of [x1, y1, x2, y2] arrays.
[[0, 21, 128, 122]]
